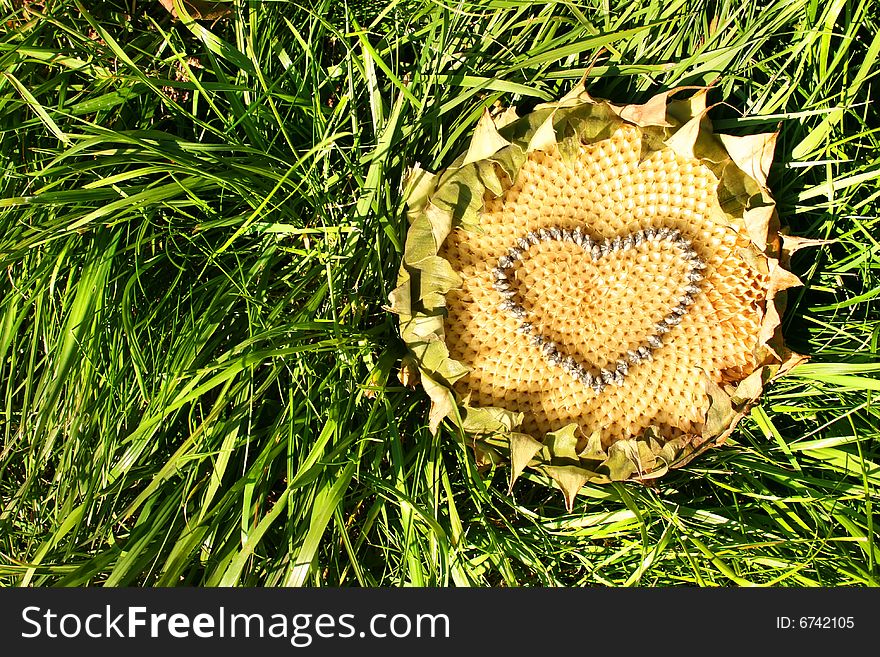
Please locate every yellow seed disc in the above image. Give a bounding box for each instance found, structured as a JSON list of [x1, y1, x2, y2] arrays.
[[441, 125, 765, 446]]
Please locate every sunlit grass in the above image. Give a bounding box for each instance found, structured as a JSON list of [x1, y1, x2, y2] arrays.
[[0, 0, 877, 586]]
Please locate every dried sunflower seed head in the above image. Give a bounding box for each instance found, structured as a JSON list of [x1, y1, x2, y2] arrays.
[[390, 84, 806, 507]]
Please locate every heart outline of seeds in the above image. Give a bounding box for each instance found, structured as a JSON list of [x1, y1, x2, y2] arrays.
[[492, 226, 706, 394]]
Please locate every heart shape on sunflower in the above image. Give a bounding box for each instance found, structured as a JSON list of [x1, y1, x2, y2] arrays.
[[389, 83, 807, 509], [490, 225, 706, 394]]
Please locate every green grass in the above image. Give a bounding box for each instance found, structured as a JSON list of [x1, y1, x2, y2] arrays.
[[0, 0, 877, 586]]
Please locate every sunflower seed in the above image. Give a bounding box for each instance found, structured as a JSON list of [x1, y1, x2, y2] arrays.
[[677, 237, 693, 250]]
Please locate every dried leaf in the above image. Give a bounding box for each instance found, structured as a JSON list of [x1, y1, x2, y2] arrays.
[[543, 465, 591, 511], [635, 441, 658, 474], [636, 461, 669, 481], [423, 204, 454, 255], [578, 431, 607, 462], [614, 92, 673, 127], [600, 445, 637, 481], [781, 234, 835, 259], [660, 436, 691, 467], [773, 350, 809, 380], [400, 313, 443, 342], [742, 204, 775, 249], [526, 113, 558, 152], [487, 144, 527, 185], [702, 377, 736, 440], [461, 406, 523, 435], [508, 432, 544, 493], [543, 424, 581, 464], [474, 159, 504, 197], [473, 442, 503, 468], [386, 270, 411, 316], [536, 81, 592, 111], [757, 295, 783, 357], [410, 255, 462, 310], [666, 87, 709, 124], [766, 257, 803, 298], [730, 368, 766, 407], [493, 106, 519, 129], [664, 113, 703, 160], [420, 371, 456, 435], [463, 109, 511, 166], [403, 165, 437, 216], [719, 131, 778, 189], [397, 355, 420, 389], [429, 166, 487, 229]]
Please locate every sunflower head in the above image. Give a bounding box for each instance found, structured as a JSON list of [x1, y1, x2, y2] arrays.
[[390, 84, 805, 508]]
